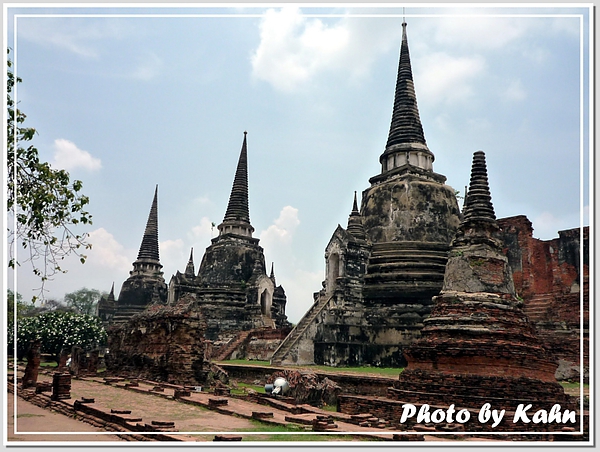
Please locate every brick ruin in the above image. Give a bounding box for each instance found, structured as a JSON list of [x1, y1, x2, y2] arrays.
[[271, 21, 587, 373], [498, 216, 588, 378], [105, 294, 211, 386], [21, 340, 42, 389], [96, 19, 586, 387], [338, 151, 580, 434], [97, 133, 291, 374]]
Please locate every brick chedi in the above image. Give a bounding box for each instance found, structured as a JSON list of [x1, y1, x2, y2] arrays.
[[271, 22, 460, 368], [389, 151, 575, 418], [168, 132, 291, 341], [105, 186, 168, 324]]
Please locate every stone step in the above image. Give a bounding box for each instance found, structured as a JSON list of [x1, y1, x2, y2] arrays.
[[271, 295, 333, 363]]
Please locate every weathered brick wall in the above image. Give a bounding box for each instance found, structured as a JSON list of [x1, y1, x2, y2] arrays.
[[241, 328, 290, 361], [106, 300, 209, 385], [497, 216, 588, 367]]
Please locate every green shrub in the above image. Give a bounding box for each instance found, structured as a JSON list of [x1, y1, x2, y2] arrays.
[[10, 311, 107, 361]]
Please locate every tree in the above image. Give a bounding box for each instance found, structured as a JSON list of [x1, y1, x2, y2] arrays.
[[7, 289, 30, 319], [7, 49, 93, 301], [12, 311, 107, 362], [64, 288, 105, 316], [7, 289, 33, 356], [22, 299, 75, 317]]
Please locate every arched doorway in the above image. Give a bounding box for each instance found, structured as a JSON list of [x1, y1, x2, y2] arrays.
[[260, 289, 271, 317], [327, 252, 341, 293]]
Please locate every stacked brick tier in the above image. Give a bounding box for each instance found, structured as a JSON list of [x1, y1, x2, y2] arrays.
[[404, 292, 558, 382]]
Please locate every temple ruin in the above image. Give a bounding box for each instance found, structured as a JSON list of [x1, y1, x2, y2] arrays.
[[98, 132, 291, 380], [96, 19, 586, 381], [271, 22, 461, 367], [167, 132, 291, 341], [98, 186, 168, 324], [270, 21, 587, 373]]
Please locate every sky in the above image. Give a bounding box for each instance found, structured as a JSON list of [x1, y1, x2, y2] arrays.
[[4, 3, 592, 324]]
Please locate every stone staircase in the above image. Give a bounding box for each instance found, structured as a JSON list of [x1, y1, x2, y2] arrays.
[[212, 330, 254, 362], [523, 294, 554, 322], [270, 294, 333, 365], [110, 306, 148, 324]]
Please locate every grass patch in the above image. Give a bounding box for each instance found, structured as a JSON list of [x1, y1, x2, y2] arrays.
[[40, 362, 57, 368], [217, 359, 271, 367], [560, 381, 588, 390], [217, 359, 404, 378], [304, 365, 404, 377], [237, 420, 379, 442], [236, 382, 266, 394], [321, 404, 337, 412]]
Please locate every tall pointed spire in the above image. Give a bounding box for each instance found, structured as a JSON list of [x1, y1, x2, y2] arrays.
[[270, 262, 276, 285], [218, 132, 255, 238], [451, 151, 501, 250], [136, 185, 160, 262], [223, 131, 250, 223], [460, 151, 496, 226], [387, 22, 427, 148], [347, 191, 366, 241], [107, 282, 115, 302], [184, 248, 195, 277], [379, 21, 434, 175]]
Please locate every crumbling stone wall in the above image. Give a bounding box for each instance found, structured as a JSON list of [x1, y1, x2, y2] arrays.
[[240, 328, 290, 361], [498, 216, 588, 371], [106, 296, 210, 385]]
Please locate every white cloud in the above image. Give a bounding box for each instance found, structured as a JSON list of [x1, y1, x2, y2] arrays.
[[428, 15, 529, 51], [18, 18, 130, 58], [189, 216, 217, 247], [415, 52, 485, 105], [52, 139, 102, 171], [251, 8, 402, 92], [252, 7, 349, 91], [160, 238, 185, 276], [259, 206, 300, 246], [257, 205, 322, 323], [87, 228, 132, 273]]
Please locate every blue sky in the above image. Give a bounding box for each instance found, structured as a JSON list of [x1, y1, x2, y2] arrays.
[[5, 4, 592, 323]]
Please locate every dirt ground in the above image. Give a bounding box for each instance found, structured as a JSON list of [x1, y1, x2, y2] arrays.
[[6, 372, 390, 445], [7, 392, 124, 443], [6, 368, 588, 446]]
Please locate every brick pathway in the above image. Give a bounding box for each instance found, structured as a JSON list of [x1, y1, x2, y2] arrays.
[[9, 371, 404, 444]]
